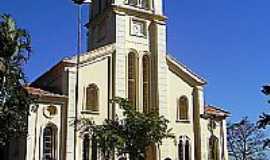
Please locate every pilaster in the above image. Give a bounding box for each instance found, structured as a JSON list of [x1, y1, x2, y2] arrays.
[[156, 22, 168, 118], [114, 12, 127, 117], [65, 68, 76, 160], [193, 86, 204, 160]]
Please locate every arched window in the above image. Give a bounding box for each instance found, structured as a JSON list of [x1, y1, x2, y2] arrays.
[[185, 139, 191, 160], [178, 96, 189, 120], [128, 52, 137, 107], [43, 124, 57, 160], [82, 135, 98, 160], [178, 139, 183, 160], [178, 136, 191, 160], [209, 135, 220, 160], [91, 136, 98, 160], [143, 55, 151, 113], [86, 84, 99, 111], [83, 135, 90, 160]]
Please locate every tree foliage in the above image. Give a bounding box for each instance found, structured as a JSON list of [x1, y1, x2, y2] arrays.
[[227, 117, 267, 160], [0, 14, 32, 146], [77, 97, 174, 160], [258, 85, 270, 148]]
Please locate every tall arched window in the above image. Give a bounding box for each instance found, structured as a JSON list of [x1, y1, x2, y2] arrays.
[[82, 135, 98, 160], [86, 84, 99, 111], [83, 135, 90, 160], [209, 135, 220, 160], [91, 136, 98, 160], [43, 124, 57, 160], [128, 52, 137, 107], [178, 96, 189, 120], [143, 55, 151, 113], [178, 136, 191, 160], [178, 139, 183, 160], [185, 139, 191, 160]]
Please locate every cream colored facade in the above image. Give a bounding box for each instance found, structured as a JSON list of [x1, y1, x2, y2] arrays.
[[24, 1, 230, 160]]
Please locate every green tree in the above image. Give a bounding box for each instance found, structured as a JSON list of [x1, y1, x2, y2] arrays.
[[227, 117, 267, 160], [0, 14, 32, 146], [77, 98, 174, 160], [258, 85, 270, 148]]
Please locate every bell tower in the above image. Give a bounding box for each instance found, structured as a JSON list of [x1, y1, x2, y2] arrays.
[[87, 0, 168, 120], [87, 0, 166, 51], [87, 0, 168, 117], [87, 0, 170, 157]]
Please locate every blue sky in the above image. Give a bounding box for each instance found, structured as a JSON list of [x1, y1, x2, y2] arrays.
[[1, 0, 269, 122]]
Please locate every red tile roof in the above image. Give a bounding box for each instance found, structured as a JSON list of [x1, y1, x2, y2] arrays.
[[204, 105, 230, 118], [24, 86, 67, 98]]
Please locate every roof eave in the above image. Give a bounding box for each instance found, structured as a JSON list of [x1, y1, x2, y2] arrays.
[[166, 54, 207, 86]]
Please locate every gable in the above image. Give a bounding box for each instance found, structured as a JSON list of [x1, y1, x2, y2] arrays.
[[30, 43, 115, 93], [166, 54, 207, 87]]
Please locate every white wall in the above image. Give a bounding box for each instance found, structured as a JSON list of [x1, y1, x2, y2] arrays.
[[26, 102, 64, 160], [75, 56, 111, 160]]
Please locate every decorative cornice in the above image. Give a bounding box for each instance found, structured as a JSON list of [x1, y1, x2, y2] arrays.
[[65, 43, 116, 65], [112, 4, 167, 22], [31, 44, 115, 87]]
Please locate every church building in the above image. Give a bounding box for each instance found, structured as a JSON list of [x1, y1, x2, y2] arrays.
[[21, 0, 230, 160]]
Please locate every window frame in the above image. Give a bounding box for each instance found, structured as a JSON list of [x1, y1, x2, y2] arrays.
[[43, 124, 57, 160], [177, 96, 190, 122], [83, 83, 100, 114], [127, 52, 139, 108], [130, 18, 147, 38], [91, 136, 98, 160], [83, 134, 90, 160], [178, 136, 191, 160], [142, 54, 151, 114]]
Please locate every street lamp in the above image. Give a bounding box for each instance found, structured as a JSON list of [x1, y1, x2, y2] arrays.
[[71, 1, 91, 160]]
